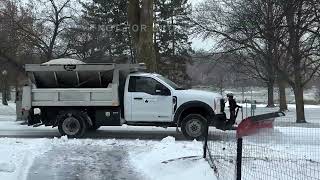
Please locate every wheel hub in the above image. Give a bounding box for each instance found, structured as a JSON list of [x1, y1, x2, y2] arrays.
[[186, 119, 202, 137], [62, 117, 81, 136]]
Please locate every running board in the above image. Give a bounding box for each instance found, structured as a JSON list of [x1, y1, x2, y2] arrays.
[[126, 121, 174, 127]]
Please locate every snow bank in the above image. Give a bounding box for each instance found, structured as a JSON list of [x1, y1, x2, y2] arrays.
[[0, 162, 15, 173], [129, 136, 217, 180], [42, 58, 85, 65], [0, 138, 51, 180]]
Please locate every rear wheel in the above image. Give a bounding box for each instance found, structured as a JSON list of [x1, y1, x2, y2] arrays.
[[181, 114, 206, 140], [58, 111, 87, 138]]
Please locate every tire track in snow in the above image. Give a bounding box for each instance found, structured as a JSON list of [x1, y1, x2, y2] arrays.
[[27, 144, 144, 180]]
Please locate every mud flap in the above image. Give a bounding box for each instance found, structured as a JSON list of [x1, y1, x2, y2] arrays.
[[237, 112, 285, 138], [28, 114, 41, 126]]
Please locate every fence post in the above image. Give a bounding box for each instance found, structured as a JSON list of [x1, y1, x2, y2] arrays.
[[203, 120, 209, 158], [236, 137, 243, 180]]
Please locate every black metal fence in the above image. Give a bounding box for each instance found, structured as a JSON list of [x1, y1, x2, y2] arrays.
[[203, 110, 320, 180], [203, 127, 237, 179]]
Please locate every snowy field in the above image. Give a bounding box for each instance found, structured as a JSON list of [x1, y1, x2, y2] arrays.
[[206, 127, 320, 180], [237, 103, 320, 126], [206, 102, 320, 180], [192, 87, 320, 179], [195, 86, 319, 104]]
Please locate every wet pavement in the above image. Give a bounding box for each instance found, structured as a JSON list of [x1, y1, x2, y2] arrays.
[[27, 144, 144, 180]]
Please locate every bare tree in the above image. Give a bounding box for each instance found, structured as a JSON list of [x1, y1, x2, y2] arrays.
[[16, 0, 75, 61], [274, 0, 320, 122], [190, 0, 284, 107], [192, 0, 320, 122]]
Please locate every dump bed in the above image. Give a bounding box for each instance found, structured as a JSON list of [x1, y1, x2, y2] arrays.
[[25, 63, 128, 88], [23, 63, 145, 109]]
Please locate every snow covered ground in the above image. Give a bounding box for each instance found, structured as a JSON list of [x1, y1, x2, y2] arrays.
[[0, 100, 217, 180], [129, 137, 216, 180], [0, 135, 217, 180], [0, 102, 16, 122], [0, 138, 51, 180], [0, 98, 319, 180], [206, 127, 320, 180]]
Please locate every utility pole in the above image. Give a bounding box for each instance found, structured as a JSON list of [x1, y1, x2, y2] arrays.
[[2, 70, 8, 106]]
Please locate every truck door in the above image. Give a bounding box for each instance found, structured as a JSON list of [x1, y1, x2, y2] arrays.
[[127, 76, 173, 122]]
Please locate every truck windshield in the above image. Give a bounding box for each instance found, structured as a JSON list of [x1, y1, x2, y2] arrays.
[[156, 75, 183, 90]]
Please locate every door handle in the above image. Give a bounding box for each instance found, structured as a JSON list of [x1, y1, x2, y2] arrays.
[[134, 97, 143, 100]]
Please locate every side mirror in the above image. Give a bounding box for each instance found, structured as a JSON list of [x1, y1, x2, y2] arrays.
[[155, 84, 171, 96]]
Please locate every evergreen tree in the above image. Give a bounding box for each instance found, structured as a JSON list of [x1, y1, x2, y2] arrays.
[[154, 0, 193, 84], [68, 0, 131, 62], [68, 0, 193, 64], [154, 0, 192, 56]]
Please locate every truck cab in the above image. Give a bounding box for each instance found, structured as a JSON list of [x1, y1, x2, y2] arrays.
[[22, 61, 224, 139], [124, 73, 223, 139]]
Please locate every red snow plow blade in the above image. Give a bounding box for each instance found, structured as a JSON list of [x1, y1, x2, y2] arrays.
[[236, 112, 285, 138]]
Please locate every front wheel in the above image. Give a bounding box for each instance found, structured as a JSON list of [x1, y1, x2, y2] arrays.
[[181, 114, 207, 140], [58, 112, 87, 138]]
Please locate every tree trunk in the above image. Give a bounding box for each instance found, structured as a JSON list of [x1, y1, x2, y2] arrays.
[[2, 75, 8, 106], [293, 86, 306, 123], [266, 82, 275, 107], [2, 91, 8, 105], [15, 84, 22, 121], [127, 28, 135, 63], [171, 13, 175, 56], [138, 0, 156, 72], [153, 7, 160, 72], [128, 0, 141, 58], [278, 77, 288, 111], [128, 0, 156, 72]]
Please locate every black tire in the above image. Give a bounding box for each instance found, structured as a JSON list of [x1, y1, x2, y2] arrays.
[[58, 111, 87, 138], [181, 114, 207, 140]]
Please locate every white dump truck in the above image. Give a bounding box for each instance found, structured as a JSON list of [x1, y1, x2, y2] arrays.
[[21, 60, 226, 139]]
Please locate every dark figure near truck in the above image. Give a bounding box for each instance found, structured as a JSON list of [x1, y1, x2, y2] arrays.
[[227, 93, 241, 125]]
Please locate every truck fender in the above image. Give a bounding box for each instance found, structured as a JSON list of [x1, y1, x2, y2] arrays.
[[173, 101, 215, 126]]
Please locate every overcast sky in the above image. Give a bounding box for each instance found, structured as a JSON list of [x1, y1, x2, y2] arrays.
[[189, 0, 214, 51]]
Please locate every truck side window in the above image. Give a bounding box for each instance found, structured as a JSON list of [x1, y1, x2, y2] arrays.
[[129, 76, 168, 95]]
